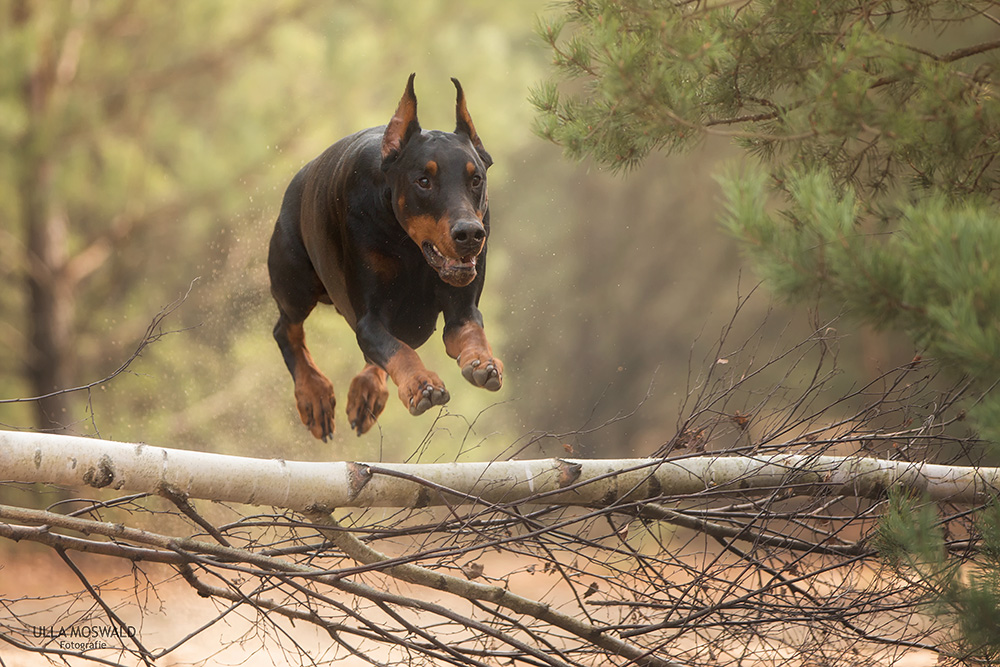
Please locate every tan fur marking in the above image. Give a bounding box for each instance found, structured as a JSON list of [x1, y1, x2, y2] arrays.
[[287, 321, 305, 347], [455, 82, 480, 142], [444, 321, 503, 391], [382, 76, 418, 160], [383, 345, 449, 414], [404, 213, 460, 258], [288, 323, 322, 380], [384, 345, 427, 384], [444, 321, 492, 361], [346, 363, 389, 435], [287, 322, 336, 440], [366, 249, 400, 279]]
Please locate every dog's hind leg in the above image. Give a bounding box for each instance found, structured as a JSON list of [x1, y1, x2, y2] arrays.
[[272, 314, 337, 441], [269, 218, 337, 441], [346, 363, 389, 436]]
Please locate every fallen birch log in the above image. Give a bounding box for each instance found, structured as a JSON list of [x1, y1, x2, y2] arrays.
[[2, 430, 997, 509]]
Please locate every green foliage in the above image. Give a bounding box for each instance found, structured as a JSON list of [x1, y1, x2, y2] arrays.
[[536, 0, 1000, 655], [719, 170, 1000, 432], [535, 0, 1000, 434], [876, 489, 946, 568], [533, 0, 1000, 197], [877, 491, 1000, 662]]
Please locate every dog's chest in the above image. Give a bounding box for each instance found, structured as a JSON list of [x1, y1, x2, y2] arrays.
[[381, 276, 442, 348]]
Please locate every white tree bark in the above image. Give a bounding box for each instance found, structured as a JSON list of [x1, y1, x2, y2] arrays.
[[2, 429, 998, 508]]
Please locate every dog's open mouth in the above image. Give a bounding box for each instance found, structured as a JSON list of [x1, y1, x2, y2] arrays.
[[422, 242, 478, 286]]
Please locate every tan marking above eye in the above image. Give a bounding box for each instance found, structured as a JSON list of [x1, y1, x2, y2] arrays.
[[425, 160, 438, 176], [466, 162, 475, 176]]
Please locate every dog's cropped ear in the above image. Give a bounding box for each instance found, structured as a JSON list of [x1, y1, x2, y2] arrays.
[[452, 78, 493, 168], [382, 73, 421, 168]]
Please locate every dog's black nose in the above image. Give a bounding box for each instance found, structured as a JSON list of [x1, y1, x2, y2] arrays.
[[451, 220, 486, 255]]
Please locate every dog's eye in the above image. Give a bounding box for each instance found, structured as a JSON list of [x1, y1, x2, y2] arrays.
[[471, 174, 483, 188], [416, 176, 432, 190]]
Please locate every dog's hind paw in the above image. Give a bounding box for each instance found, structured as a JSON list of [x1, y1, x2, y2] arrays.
[[294, 370, 336, 441], [347, 364, 389, 436]]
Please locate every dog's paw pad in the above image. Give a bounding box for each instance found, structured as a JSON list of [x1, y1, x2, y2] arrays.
[[408, 383, 450, 415], [461, 359, 502, 391]]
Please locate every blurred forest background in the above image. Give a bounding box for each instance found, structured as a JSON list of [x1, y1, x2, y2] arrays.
[[0, 0, 908, 463]]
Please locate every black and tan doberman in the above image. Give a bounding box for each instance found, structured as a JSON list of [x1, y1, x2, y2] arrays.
[[267, 74, 502, 439]]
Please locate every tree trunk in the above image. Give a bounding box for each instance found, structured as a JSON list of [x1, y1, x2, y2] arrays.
[[17, 1, 77, 433], [23, 160, 76, 432]]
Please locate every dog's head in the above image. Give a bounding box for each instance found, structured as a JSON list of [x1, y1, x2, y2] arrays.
[[381, 74, 493, 288]]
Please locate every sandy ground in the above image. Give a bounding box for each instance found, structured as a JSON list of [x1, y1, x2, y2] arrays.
[[2, 551, 340, 667], [0, 548, 939, 667]]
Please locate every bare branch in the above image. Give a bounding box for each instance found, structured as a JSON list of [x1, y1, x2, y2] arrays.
[[0, 281, 197, 407]]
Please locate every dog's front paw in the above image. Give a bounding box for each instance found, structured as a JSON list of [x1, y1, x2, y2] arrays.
[[398, 372, 450, 415], [459, 353, 503, 392]]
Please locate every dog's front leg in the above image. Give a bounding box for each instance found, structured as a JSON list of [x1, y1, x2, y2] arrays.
[[356, 314, 450, 416], [442, 309, 503, 392]]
